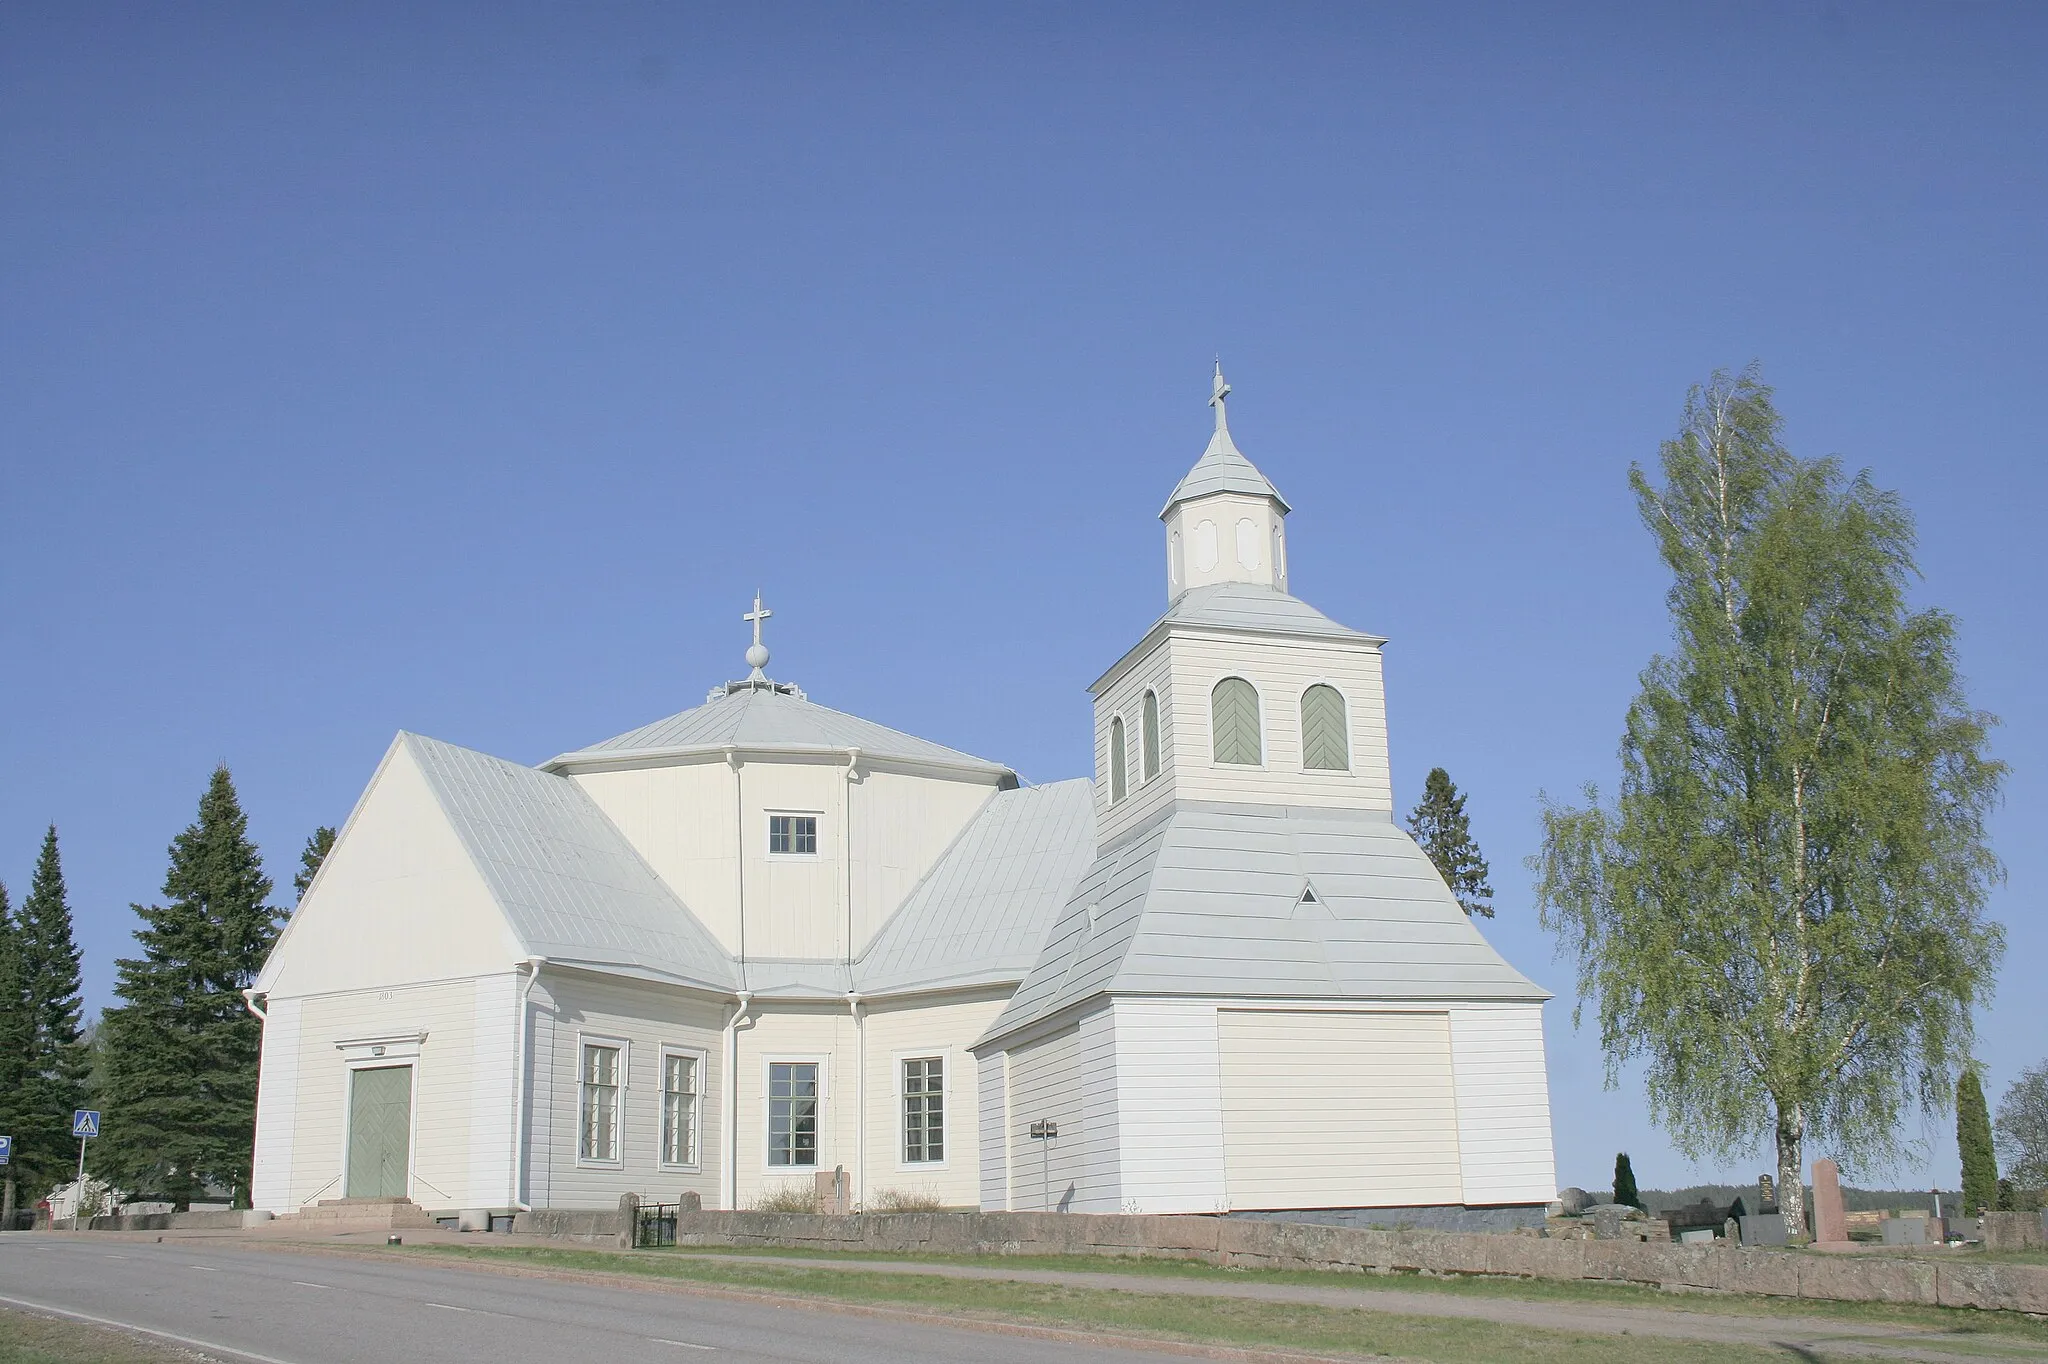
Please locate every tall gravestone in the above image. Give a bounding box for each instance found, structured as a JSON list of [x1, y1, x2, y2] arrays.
[[1812, 1158, 1849, 1244]]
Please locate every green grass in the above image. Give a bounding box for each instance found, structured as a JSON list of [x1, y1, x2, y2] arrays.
[[402, 1243, 2048, 1363], [619, 1242, 2048, 1342], [0, 1309, 203, 1364]]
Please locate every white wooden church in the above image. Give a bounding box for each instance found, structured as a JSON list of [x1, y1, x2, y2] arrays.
[[248, 370, 1557, 1222]]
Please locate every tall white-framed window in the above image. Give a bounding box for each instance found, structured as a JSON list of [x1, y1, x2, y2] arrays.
[[766, 1060, 821, 1167], [1107, 716, 1127, 804], [1211, 676, 1263, 766], [660, 1049, 702, 1168], [901, 1056, 944, 1164], [767, 812, 819, 856], [1141, 689, 1161, 781], [1300, 684, 1351, 771], [578, 1039, 625, 1164]]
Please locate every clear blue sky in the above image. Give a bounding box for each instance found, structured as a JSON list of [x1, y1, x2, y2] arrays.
[[4, 4, 2042, 1194]]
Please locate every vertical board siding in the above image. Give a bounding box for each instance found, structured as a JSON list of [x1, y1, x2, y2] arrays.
[[286, 978, 482, 1212], [530, 973, 728, 1209], [977, 1051, 1009, 1210], [1218, 1009, 1462, 1210], [250, 996, 302, 1213], [1110, 1000, 1226, 1213], [467, 974, 517, 1207], [1449, 1004, 1557, 1204]]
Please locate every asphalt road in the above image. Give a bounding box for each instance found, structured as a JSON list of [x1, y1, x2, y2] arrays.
[[0, 1233, 1183, 1364]]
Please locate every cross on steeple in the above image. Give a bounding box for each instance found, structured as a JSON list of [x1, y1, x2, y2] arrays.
[[743, 592, 772, 678], [1209, 359, 1232, 436]]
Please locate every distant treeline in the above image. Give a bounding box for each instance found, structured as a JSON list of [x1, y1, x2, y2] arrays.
[[1637, 1185, 1963, 1215]]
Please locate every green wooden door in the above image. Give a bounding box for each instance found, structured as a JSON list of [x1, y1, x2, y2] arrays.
[[346, 1066, 412, 1198]]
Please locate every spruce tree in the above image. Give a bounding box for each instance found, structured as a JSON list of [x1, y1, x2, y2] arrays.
[[16, 827, 88, 1197], [1612, 1151, 1643, 1208], [1406, 768, 1494, 917], [293, 826, 336, 903], [1958, 1067, 2000, 1215], [98, 767, 280, 1207], [0, 883, 29, 1192]]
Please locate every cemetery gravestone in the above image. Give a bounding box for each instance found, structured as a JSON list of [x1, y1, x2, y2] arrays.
[[1812, 1158, 1849, 1244]]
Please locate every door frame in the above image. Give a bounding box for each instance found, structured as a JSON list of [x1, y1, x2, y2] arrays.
[[340, 1060, 418, 1201]]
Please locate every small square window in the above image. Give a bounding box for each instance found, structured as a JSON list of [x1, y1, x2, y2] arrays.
[[768, 814, 818, 855]]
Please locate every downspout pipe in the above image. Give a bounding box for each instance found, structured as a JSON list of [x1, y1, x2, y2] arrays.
[[848, 991, 866, 1211], [240, 988, 268, 1022], [510, 958, 545, 1212], [723, 991, 753, 1211]]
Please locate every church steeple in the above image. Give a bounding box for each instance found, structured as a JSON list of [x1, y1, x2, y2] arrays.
[[1161, 363, 1291, 599]]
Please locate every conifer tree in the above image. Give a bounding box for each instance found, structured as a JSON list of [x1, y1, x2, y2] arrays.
[[1406, 768, 1494, 917], [293, 826, 336, 903], [1958, 1067, 2000, 1215], [98, 767, 280, 1207], [16, 827, 88, 1196], [1612, 1151, 1643, 1208], [0, 883, 29, 1185]]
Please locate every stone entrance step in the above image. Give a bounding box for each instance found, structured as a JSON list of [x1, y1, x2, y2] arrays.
[[278, 1196, 436, 1231]]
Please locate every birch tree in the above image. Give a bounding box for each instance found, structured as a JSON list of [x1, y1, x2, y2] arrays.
[[1535, 367, 2004, 1238]]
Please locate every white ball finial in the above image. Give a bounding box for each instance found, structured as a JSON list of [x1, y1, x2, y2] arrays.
[[745, 642, 770, 670]]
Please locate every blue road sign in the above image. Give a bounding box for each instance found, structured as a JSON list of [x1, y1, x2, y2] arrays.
[[72, 1110, 100, 1139], [0, 1134, 12, 1165]]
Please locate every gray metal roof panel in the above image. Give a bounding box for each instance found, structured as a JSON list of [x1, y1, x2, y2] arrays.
[[978, 801, 1547, 1047], [547, 685, 1012, 775], [403, 733, 739, 992], [1162, 582, 1374, 642], [1160, 430, 1291, 516], [854, 780, 1097, 995]]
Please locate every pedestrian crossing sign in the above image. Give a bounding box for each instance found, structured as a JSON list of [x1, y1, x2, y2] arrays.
[[72, 1110, 100, 1139]]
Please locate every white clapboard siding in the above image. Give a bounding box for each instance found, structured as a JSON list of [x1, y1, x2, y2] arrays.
[[1448, 1004, 1557, 1204], [977, 1050, 1009, 1210], [1004, 1024, 1080, 1213], [250, 996, 302, 1213], [1219, 1009, 1462, 1209], [526, 972, 728, 1210], [1110, 1000, 1226, 1213], [1169, 635, 1391, 813]]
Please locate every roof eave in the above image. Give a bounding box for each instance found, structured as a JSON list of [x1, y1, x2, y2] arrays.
[[541, 742, 1015, 784], [1089, 614, 1388, 696]]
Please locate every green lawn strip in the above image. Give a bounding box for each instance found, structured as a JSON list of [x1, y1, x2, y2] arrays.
[[404, 1245, 1850, 1364], [0, 1308, 207, 1364], [623, 1243, 2048, 1343]]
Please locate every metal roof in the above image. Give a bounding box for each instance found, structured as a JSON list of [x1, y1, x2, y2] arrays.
[[404, 732, 739, 992], [1091, 582, 1383, 695], [979, 800, 1549, 1048], [854, 780, 1098, 995], [1164, 582, 1377, 641], [1161, 427, 1290, 517], [544, 684, 1013, 777]]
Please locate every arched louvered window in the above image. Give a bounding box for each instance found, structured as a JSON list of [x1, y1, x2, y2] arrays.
[[1141, 690, 1161, 781], [1108, 716, 1128, 803], [1210, 677, 1262, 766], [1301, 684, 1350, 771]]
